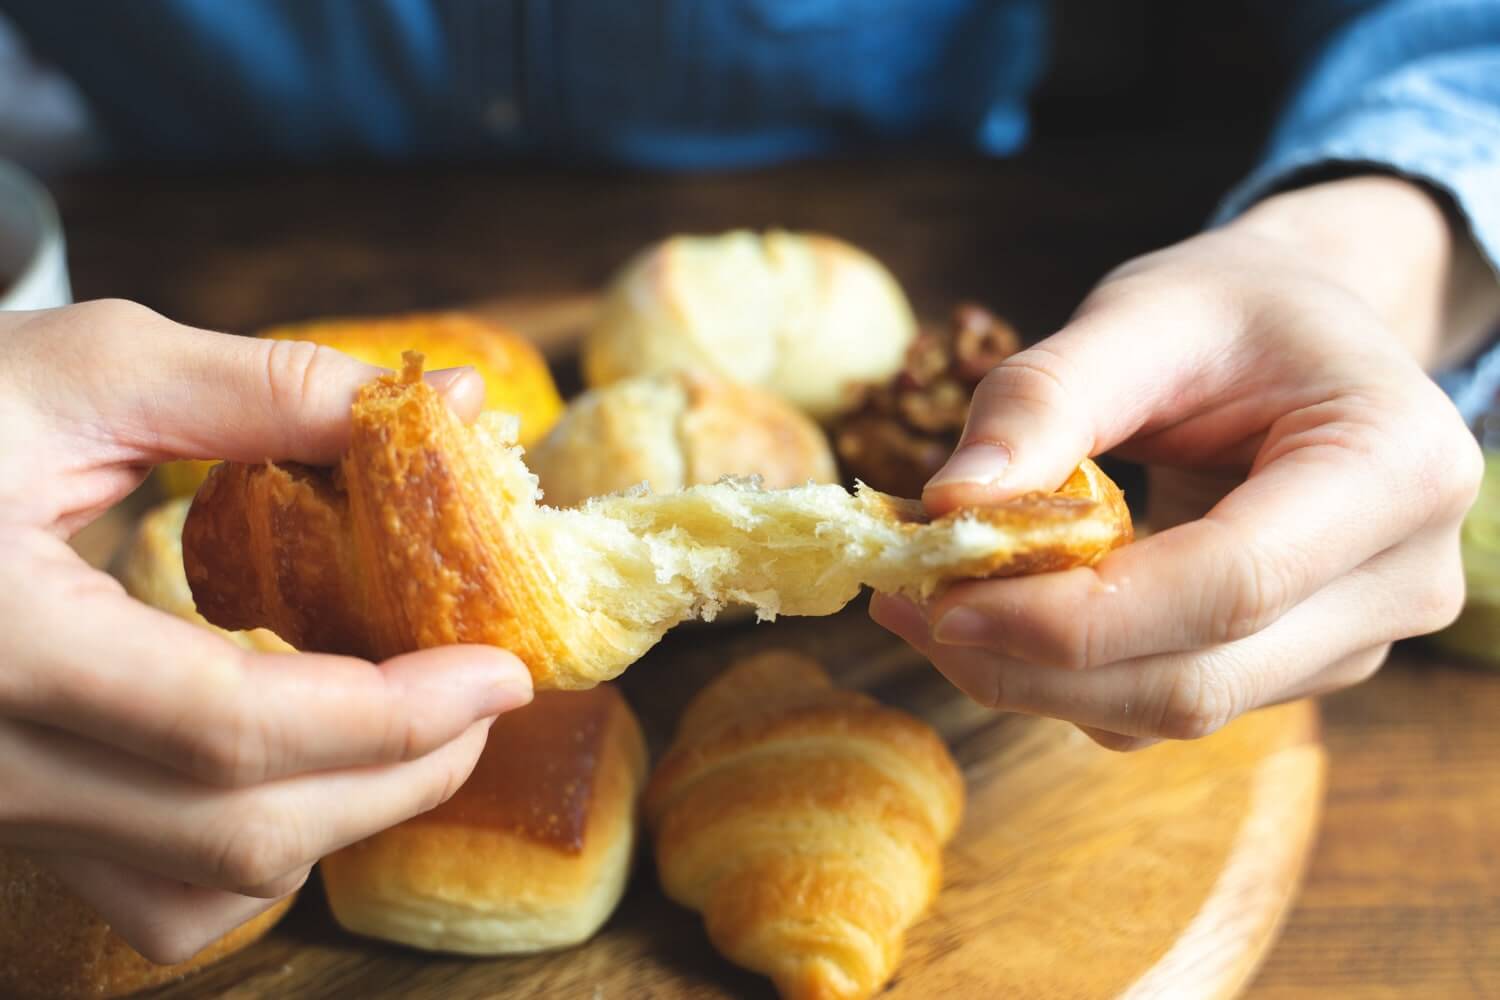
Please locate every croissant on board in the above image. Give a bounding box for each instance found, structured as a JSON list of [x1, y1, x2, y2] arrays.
[[644, 650, 965, 1000], [183, 357, 1131, 690]]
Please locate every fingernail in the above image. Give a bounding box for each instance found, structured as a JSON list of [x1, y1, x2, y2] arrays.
[[423, 366, 477, 391], [934, 607, 993, 646], [926, 442, 1011, 491]]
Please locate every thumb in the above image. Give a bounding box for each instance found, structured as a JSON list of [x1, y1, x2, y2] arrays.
[[921, 314, 1175, 514], [44, 300, 486, 465]]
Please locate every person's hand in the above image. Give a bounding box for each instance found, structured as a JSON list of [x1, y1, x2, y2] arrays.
[[872, 176, 1488, 750], [0, 301, 534, 962]]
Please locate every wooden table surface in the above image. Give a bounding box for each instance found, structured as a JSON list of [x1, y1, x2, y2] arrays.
[[47, 141, 1500, 998]]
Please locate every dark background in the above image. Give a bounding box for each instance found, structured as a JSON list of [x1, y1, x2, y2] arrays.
[[49, 0, 1301, 341]]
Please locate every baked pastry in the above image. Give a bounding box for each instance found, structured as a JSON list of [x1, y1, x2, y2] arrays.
[[835, 302, 1023, 497], [529, 368, 837, 508], [155, 311, 565, 497], [113, 497, 293, 652], [0, 849, 294, 1000], [321, 686, 647, 954], [183, 358, 1132, 691], [644, 650, 964, 1000], [582, 231, 918, 420]]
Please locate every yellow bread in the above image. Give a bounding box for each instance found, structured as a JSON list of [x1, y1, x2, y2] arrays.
[[645, 651, 964, 1000], [322, 686, 647, 954]]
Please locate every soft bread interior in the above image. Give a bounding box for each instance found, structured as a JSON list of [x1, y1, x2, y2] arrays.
[[480, 412, 1123, 637], [183, 367, 1129, 690]]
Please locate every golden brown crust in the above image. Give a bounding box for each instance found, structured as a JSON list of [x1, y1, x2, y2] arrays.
[[185, 461, 369, 656], [184, 361, 1130, 690], [854, 459, 1133, 579], [409, 687, 640, 850], [0, 850, 293, 1000], [644, 651, 964, 1000], [320, 687, 648, 954]]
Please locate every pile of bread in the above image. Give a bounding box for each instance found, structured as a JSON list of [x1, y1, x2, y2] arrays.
[[11, 232, 1132, 1000]]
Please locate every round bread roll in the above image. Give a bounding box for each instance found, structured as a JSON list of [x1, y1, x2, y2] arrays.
[[320, 686, 647, 955], [582, 230, 917, 420], [0, 849, 295, 1000], [528, 369, 838, 508], [155, 311, 565, 498], [113, 497, 293, 652]]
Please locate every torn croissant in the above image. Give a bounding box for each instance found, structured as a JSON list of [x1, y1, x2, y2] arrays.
[[183, 356, 1131, 690]]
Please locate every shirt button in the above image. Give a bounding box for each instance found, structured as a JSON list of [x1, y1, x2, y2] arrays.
[[482, 97, 519, 133]]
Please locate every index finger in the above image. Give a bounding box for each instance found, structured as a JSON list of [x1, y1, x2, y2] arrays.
[[927, 402, 1474, 668], [1, 533, 532, 787]]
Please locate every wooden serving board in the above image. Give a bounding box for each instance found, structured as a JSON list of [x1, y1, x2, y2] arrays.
[[92, 298, 1325, 1000]]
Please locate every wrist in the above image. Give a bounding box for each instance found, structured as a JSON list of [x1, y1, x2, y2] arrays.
[[1229, 175, 1455, 365]]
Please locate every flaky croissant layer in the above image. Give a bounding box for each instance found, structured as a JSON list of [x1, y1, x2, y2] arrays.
[[184, 358, 1131, 689], [644, 651, 965, 1000]]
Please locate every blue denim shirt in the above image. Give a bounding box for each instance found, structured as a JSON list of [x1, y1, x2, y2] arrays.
[[6, 1, 1499, 404]]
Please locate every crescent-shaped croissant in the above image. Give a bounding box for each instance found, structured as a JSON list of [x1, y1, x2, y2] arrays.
[[644, 650, 964, 1000], [184, 357, 1131, 690]]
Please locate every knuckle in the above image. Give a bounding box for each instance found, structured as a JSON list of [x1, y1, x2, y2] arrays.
[[247, 865, 312, 900], [1437, 425, 1484, 520], [207, 810, 301, 892], [177, 652, 270, 787], [1403, 396, 1484, 523], [1212, 534, 1293, 644], [130, 920, 217, 967], [414, 740, 484, 817], [979, 348, 1077, 416], [185, 718, 269, 787], [375, 686, 440, 765], [970, 346, 1096, 456], [71, 297, 162, 329], [423, 758, 471, 815], [260, 338, 348, 418], [1414, 564, 1467, 635], [1152, 666, 1236, 741], [1030, 612, 1099, 670], [1345, 646, 1390, 684], [1085, 263, 1226, 326]]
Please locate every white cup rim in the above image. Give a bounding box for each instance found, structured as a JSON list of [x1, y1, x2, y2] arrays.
[[0, 159, 67, 309]]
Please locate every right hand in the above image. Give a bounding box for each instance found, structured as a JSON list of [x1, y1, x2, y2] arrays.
[[0, 300, 534, 964]]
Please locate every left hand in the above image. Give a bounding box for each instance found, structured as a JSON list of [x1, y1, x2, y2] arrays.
[[871, 176, 1488, 750], [0, 302, 533, 962]]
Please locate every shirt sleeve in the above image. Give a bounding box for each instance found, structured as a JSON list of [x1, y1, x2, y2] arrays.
[[1213, 0, 1500, 276], [1214, 0, 1500, 419]]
